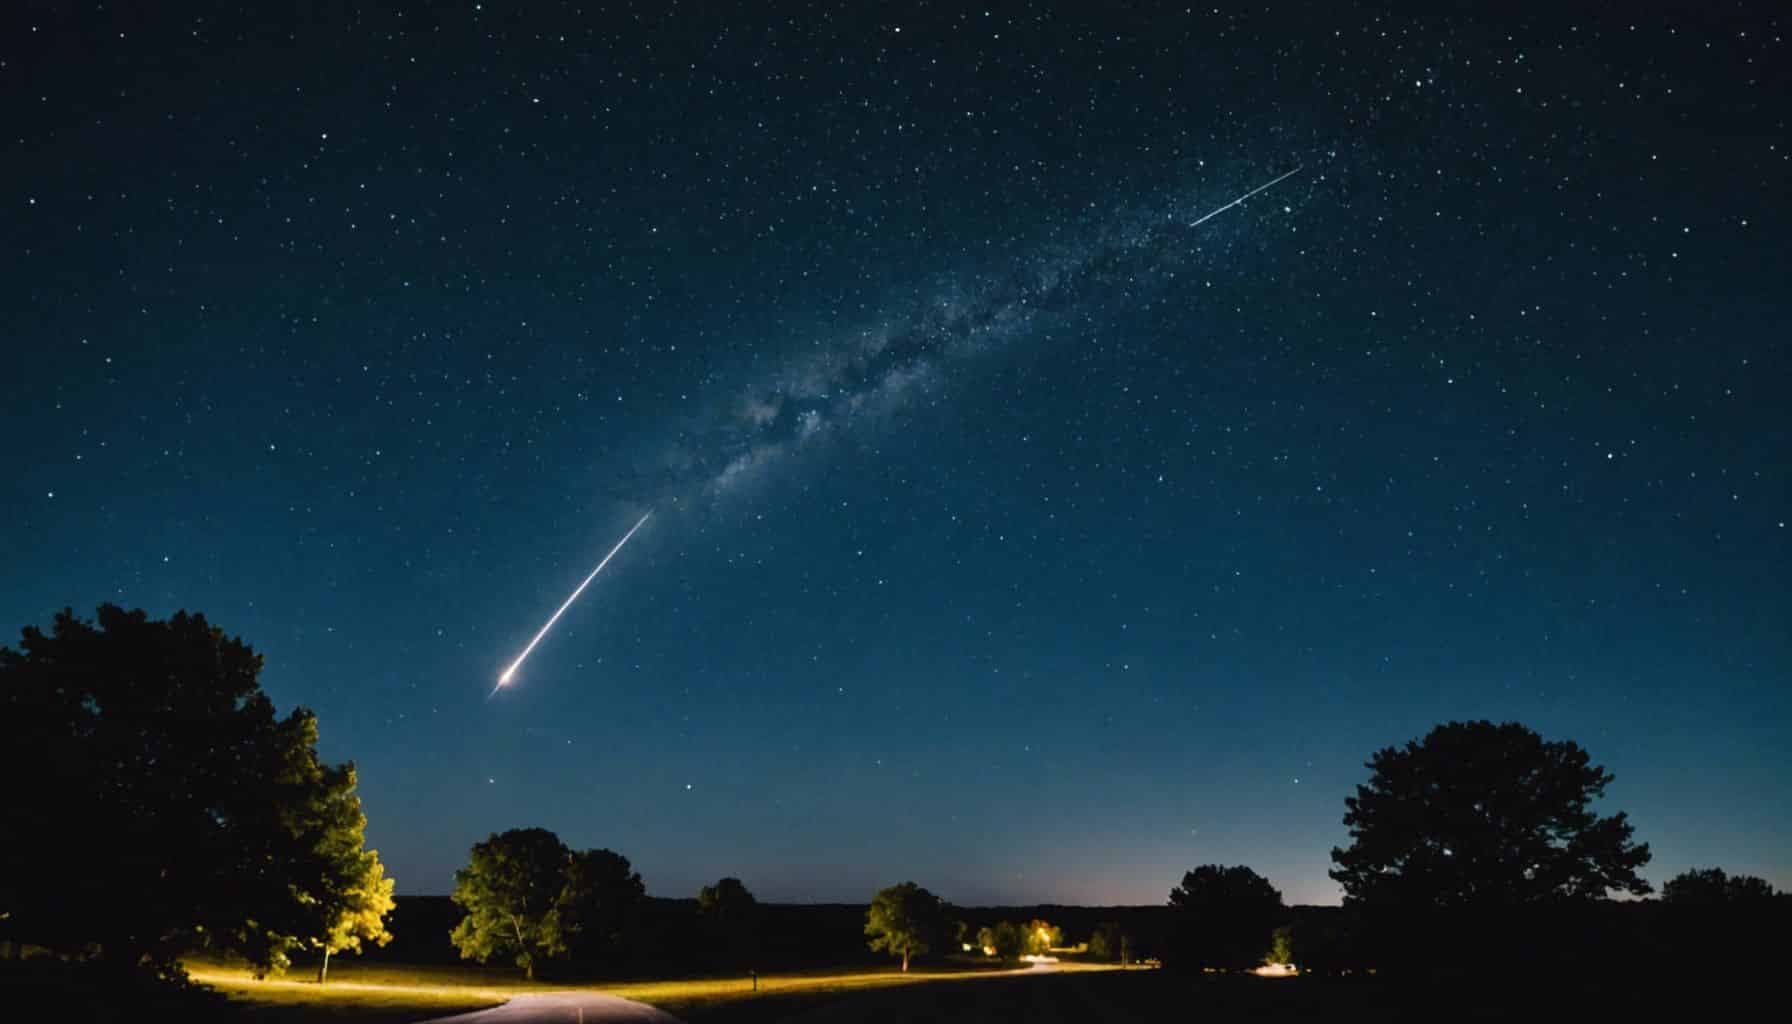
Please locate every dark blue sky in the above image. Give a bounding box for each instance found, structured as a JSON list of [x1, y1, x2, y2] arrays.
[[3, 3, 1786, 906]]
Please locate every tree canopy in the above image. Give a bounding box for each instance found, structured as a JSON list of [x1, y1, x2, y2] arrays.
[[697, 877, 759, 965], [978, 920, 1025, 961], [0, 605, 383, 978], [1662, 867, 1781, 906], [315, 849, 396, 983], [1166, 864, 1286, 970], [698, 876, 759, 922], [1087, 921, 1128, 963], [1023, 920, 1062, 955], [558, 847, 646, 962], [450, 828, 574, 979], [1330, 720, 1652, 908], [864, 881, 943, 972], [449, 829, 645, 978]]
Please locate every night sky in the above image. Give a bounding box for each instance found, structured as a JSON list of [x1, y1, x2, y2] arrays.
[[4, 4, 1787, 907]]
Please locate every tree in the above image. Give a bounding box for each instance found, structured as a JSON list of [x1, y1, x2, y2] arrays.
[[864, 882, 942, 972], [558, 848, 646, 963], [1264, 925, 1294, 966], [989, 918, 1032, 961], [1166, 865, 1286, 970], [1087, 921, 1128, 962], [1023, 919, 1062, 955], [1662, 867, 1780, 905], [315, 850, 396, 984], [450, 828, 572, 979], [0, 605, 378, 979], [697, 877, 759, 964], [1330, 721, 1652, 908]]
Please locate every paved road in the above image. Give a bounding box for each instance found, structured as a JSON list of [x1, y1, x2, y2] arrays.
[[421, 991, 683, 1024]]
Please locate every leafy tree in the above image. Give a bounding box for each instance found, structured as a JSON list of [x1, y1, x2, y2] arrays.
[[1166, 865, 1286, 970], [450, 828, 572, 979], [1330, 721, 1652, 908], [0, 605, 378, 979], [697, 876, 758, 924], [697, 877, 759, 964], [864, 882, 943, 971], [1264, 925, 1294, 966], [315, 850, 396, 983], [974, 925, 996, 956], [1087, 921, 1128, 962], [1662, 867, 1781, 905], [986, 920, 1025, 961], [1023, 919, 1062, 955], [558, 848, 646, 963]]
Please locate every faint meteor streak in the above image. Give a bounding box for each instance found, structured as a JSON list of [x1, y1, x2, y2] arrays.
[[494, 511, 652, 693], [1186, 165, 1305, 229]]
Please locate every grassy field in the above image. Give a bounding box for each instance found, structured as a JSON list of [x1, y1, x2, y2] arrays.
[[186, 957, 1131, 1022]]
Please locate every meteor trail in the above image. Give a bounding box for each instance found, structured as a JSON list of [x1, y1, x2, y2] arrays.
[[494, 511, 653, 693], [1186, 165, 1305, 229]]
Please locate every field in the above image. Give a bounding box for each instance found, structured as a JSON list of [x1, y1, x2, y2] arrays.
[[187, 957, 1132, 1022], [186, 958, 1748, 1023]]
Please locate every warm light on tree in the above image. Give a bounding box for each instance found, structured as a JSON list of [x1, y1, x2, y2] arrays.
[[864, 882, 943, 972], [314, 850, 396, 984]]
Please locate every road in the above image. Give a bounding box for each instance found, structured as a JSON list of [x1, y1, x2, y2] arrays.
[[421, 991, 683, 1024]]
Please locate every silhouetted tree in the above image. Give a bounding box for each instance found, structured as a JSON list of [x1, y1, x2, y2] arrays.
[[695, 876, 757, 968], [1166, 865, 1286, 970], [0, 605, 382, 980], [1330, 721, 1652, 908], [559, 848, 646, 964], [864, 882, 943, 971], [1657, 866, 1783, 974], [450, 828, 571, 979], [315, 850, 396, 984], [1662, 867, 1780, 905], [1087, 921, 1128, 962], [1282, 910, 1362, 976]]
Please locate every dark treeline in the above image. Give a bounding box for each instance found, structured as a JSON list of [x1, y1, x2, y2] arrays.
[[6, 605, 1788, 1018]]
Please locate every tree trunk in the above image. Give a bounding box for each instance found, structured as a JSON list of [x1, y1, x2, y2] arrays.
[[901, 949, 909, 972], [526, 960, 535, 981], [317, 947, 331, 985]]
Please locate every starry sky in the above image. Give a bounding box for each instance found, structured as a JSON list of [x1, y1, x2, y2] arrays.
[[3, 3, 1787, 907]]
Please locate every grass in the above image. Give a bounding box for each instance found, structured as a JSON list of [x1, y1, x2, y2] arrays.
[[185, 957, 1132, 1022]]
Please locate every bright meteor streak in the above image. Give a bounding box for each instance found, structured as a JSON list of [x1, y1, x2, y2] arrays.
[[494, 511, 653, 692], [1186, 165, 1305, 229]]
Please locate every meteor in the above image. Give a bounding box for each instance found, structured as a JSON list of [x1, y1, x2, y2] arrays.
[[1186, 165, 1305, 229], [494, 511, 653, 693]]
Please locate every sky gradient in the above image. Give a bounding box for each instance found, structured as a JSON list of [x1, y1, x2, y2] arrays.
[[3, 3, 1787, 906]]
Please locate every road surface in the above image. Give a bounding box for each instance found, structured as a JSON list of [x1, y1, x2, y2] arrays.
[[421, 991, 683, 1024]]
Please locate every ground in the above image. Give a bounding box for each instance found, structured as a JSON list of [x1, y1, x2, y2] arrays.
[[186, 958, 1128, 1023], [187, 959, 1750, 1023]]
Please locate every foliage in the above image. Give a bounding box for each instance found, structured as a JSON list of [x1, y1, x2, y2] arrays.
[[698, 877, 759, 920], [978, 920, 1025, 961], [0, 605, 379, 978], [1280, 912, 1363, 975], [1028, 921, 1052, 954], [1330, 720, 1652, 908], [449, 828, 572, 979], [697, 877, 759, 965], [1264, 925, 1294, 966], [449, 830, 645, 977], [1661, 867, 1780, 905], [1166, 864, 1286, 970], [1086, 921, 1128, 962], [864, 882, 943, 971], [315, 849, 397, 983], [558, 847, 646, 962]]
